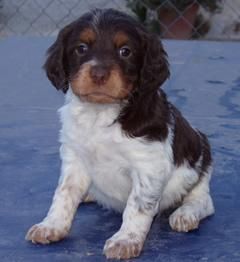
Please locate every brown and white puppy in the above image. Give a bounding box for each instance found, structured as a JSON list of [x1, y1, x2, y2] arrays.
[[26, 9, 214, 260]]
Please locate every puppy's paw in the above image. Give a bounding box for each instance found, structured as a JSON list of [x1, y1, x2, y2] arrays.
[[169, 207, 199, 232], [103, 233, 143, 260], [25, 222, 68, 244]]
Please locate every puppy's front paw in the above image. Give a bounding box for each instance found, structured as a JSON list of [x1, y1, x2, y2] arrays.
[[103, 233, 143, 260], [25, 222, 68, 244], [169, 207, 199, 232]]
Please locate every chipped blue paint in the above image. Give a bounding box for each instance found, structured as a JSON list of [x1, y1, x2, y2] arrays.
[[208, 56, 225, 60], [0, 38, 240, 262], [218, 77, 240, 119], [206, 80, 225, 85]]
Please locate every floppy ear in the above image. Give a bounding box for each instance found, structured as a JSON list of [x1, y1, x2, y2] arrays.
[[118, 33, 170, 140], [43, 24, 73, 93], [139, 32, 170, 93]]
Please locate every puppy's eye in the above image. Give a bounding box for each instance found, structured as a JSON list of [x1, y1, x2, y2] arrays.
[[119, 46, 132, 58], [75, 43, 89, 55]]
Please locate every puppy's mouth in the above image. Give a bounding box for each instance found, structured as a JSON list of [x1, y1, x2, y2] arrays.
[[80, 92, 121, 103]]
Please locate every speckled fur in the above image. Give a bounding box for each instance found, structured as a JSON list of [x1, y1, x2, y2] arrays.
[[26, 90, 214, 258], [26, 9, 214, 260]]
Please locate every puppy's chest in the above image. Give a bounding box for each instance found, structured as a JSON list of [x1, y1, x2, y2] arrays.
[[86, 126, 128, 170], [63, 102, 170, 172], [61, 101, 173, 210], [76, 113, 126, 160], [71, 111, 133, 208], [68, 105, 133, 176]]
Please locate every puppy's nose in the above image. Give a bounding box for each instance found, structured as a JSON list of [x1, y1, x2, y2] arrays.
[[90, 66, 110, 85]]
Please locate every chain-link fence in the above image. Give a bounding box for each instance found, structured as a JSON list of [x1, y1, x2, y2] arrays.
[[0, 0, 239, 40]]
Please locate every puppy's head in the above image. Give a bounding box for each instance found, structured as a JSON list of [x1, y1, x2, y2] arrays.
[[44, 9, 169, 104]]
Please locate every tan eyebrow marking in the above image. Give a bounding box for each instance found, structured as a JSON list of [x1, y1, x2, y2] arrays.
[[79, 28, 96, 43], [113, 31, 129, 47]]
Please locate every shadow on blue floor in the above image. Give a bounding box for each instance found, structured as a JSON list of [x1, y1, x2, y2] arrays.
[[0, 38, 240, 261]]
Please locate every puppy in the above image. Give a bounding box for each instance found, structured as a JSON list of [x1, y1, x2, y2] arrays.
[[26, 9, 214, 260]]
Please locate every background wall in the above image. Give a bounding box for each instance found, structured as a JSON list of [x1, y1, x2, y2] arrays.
[[0, 0, 239, 40]]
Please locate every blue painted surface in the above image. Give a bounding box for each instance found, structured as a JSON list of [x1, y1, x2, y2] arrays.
[[0, 38, 240, 261]]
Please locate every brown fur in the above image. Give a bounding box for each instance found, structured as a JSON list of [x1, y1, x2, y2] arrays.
[[113, 31, 129, 47], [70, 63, 133, 103], [35, 9, 213, 260], [79, 28, 96, 43], [44, 7, 211, 180]]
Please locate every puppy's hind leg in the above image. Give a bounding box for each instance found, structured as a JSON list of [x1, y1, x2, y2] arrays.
[[169, 170, 214, 232]]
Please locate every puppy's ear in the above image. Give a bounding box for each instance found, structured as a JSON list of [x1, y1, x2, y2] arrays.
[[140, 33, 170, 92], [43, 24, 73, 93], [118, 33, 170, 140]]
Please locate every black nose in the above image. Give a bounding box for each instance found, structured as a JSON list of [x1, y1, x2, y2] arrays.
[[90, 65, 110, 85]]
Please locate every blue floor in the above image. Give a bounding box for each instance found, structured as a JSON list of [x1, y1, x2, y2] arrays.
[[0, 38, 240, 261]]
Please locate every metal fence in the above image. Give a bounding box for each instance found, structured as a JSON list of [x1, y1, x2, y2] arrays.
[[0, 0, 239, 40]]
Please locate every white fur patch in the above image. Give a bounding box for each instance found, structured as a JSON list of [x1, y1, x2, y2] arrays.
[[26, 90, 214, 256]]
